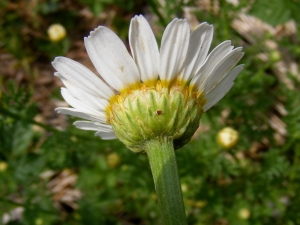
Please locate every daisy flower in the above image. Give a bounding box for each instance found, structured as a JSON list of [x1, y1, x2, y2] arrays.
[[52, 15, 244, 152], [52, 15, 244, 224]]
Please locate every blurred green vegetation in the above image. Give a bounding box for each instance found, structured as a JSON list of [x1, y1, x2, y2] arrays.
[[1, 0, 300, 224]]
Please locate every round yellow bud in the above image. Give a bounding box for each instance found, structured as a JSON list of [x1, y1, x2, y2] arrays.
[[0, 161, 8, 172], [270, 50, 281, 62], [181, 183, 188, 193], [70, 136, 78, 142], [35, 218, 43, 225], [238, 208, 251, 220], [217, 127, 239, 148], [107, 152, 121, 168], [47, 24, 66, 42]]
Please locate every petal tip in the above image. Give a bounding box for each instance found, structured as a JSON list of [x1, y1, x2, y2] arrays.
[[54, 72, 61, 77], [86, 26, 104, 39], [52, 56, 63, 65], [73, 121, 81, 126]]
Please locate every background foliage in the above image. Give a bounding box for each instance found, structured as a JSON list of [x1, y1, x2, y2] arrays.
[[1, 0, 300, 224]]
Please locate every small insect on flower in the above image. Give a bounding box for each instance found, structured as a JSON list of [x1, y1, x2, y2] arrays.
[[156, 110, 163, 115], [52, 15, 244, 152]]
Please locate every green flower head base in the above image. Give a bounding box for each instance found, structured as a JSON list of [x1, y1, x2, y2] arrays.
[[106, 80, 204, 152], [52, 15, 244, 152]]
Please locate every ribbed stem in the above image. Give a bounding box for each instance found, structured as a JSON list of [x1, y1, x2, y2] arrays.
[[145, 137, 187, 225]]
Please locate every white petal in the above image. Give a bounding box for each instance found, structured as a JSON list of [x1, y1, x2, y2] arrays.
[[60, 88, 106, 118], [95, 131, 117, 140], [129, 15, 160, 83], [56, 73, 108, 111], [204, 65, 244, 111], [56, 107, 106, 122], [191, 40, 233, 88], [179, 23, 213, 82], [84, 26, 140, 91], [159, 19, 190, 82], [73, 121, 113, 132], [201, 47, 244, 93], [52, 57, 114, 99]]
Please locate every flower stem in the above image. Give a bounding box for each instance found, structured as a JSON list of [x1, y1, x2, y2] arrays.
[[145, 137, 187, 225]]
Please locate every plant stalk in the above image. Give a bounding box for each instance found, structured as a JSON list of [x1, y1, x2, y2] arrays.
[[145, 136, 187, 225]]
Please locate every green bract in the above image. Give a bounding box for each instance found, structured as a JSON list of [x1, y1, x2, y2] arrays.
[[106, 81, 205, 152]]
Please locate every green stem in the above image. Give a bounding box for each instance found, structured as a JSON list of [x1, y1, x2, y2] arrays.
[[145, 137, 187, 225]]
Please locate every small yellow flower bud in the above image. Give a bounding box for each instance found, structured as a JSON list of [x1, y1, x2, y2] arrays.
[[70, 136, 78, 142], [48, 24, 66, 42], [238, 208, 251, 220], [107, 152, 121, 168], [35, 218, 43, 225], [0, 161, 8, 172], [217, 127, 239, 148], [270, 50, 281, 62], [181, 183, 188, 193]]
